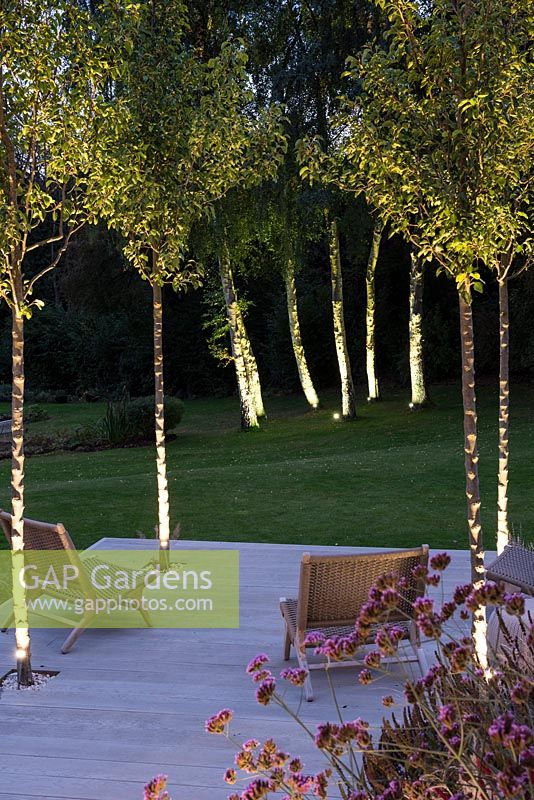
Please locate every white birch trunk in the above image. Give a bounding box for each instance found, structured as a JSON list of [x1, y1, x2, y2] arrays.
[[328, 217, 356, 419], [153, 280, 170, 550], [365, 220, 383, 401], [219, 248, 259, 429], [497, 278, 510, 553], [458, 289, 487, 669], [235, 303, 266, 419], [285, 263, 320, 409], [409, 251, 428, 409], [11, 299, 33, 686]]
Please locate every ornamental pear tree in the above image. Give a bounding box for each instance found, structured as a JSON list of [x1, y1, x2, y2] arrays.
[[0, 0, 114, 685], [91, 1, 285, 530], [342, 0, 533, 664]]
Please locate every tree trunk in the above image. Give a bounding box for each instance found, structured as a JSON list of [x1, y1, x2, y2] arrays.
[[409, 252, 428, 409], [497, 278, 510, 554], [365, 220, 383, 401], [235, 303, 266, 419], [11, 304, 33, 686], [285, 263, 320, 409], [458, 289, 487, 669], [153, 279, 170, 550], [219, 248, 259, 429], [328, 217, 356, 420]]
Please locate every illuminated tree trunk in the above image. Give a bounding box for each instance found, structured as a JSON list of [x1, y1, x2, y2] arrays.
[[152, 278, 170, 550], [409, 252, 428, 409], [458, 290, 487, 669], [11, 292, 33, 686], [365, 219, 383, 401], [219, 248, 259, 429], [235, 304, 266, 419], [328, 217, 356, 419], [285, 263, 320, 409], [497, 278, 510, 553]]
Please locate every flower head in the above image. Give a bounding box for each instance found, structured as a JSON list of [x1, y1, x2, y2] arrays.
[[144, 775, 169, 800], [280, 667, 308, 686], [205, 708, 233, 734], [430, 552, 451, 571], [247, 654, 270, 674], [256, 678, 276, 706]]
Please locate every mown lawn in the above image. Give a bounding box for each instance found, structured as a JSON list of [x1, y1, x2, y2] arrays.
[[0, 384, 532, 551]]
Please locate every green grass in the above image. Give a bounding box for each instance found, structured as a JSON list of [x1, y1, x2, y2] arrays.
[[0, 384, 532, 551]]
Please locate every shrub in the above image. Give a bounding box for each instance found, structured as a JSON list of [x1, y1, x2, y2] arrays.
[[98, 397, 133, 446], [25, 405, 51, 423], [207, 556, 534, 800], [82, 395, 185, 449], [127, 396, 184, 440]]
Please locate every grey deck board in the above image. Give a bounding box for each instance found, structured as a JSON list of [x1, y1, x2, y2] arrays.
[[0, 539, 488, 799]]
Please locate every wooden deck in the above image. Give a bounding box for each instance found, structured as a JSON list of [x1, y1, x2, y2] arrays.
[[0, 539, 488, 800]]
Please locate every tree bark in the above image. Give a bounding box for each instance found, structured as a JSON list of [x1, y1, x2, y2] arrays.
[[11, 300, 33, 686], [365, 220, 383, 401], [328, 217, 356, 419], [409, 251, 429, 409], [153, 278, 170, 550], [219, 247, 259, 429], [497, 277, 510, 554], [235, 303, 266, 419], [285, 263, 320, 409], [458, 289, 487, 669]]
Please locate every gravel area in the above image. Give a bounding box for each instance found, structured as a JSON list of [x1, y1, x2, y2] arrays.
[[0, 671, 56, 691]]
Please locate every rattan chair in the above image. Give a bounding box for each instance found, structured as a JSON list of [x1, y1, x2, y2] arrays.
[[280, 545, 429, 701], [486, 543, 534, 596], [0, 509, 152, 653]]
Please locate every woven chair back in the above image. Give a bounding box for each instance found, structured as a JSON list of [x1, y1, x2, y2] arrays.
[[297, 546, 429, 631]]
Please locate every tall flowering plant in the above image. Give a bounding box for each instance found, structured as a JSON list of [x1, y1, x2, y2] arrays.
[[206, 554, 534, 800]]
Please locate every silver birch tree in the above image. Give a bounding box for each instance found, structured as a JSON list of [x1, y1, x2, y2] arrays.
[[365, 219, 384, 401], [408, 250, 428, 409], [328, 215, 357, 419], [285, 261, 320, 409]]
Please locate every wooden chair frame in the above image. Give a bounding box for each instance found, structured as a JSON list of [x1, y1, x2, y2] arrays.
[[280, 545, 429, 701], [0, 510, 152, 653]]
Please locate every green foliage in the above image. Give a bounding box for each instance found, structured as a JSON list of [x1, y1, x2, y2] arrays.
[[24, 405, 50, 423], [0, 0, 120, 312], [72, 395, 184, 449], [339, 0, 533, 294], [98, 396, 133, 447], [127, 396, 185, 440], [90, 2, 286, 288]]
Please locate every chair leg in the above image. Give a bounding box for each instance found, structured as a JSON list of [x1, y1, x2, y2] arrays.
[[283, 626, 291, 660], [416, 645, 429, 676], [61, 614, 94, 654], [296, 638, 314, 702]]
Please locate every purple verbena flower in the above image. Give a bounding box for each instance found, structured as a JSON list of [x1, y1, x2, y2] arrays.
[[205, 708, 233, 734]]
